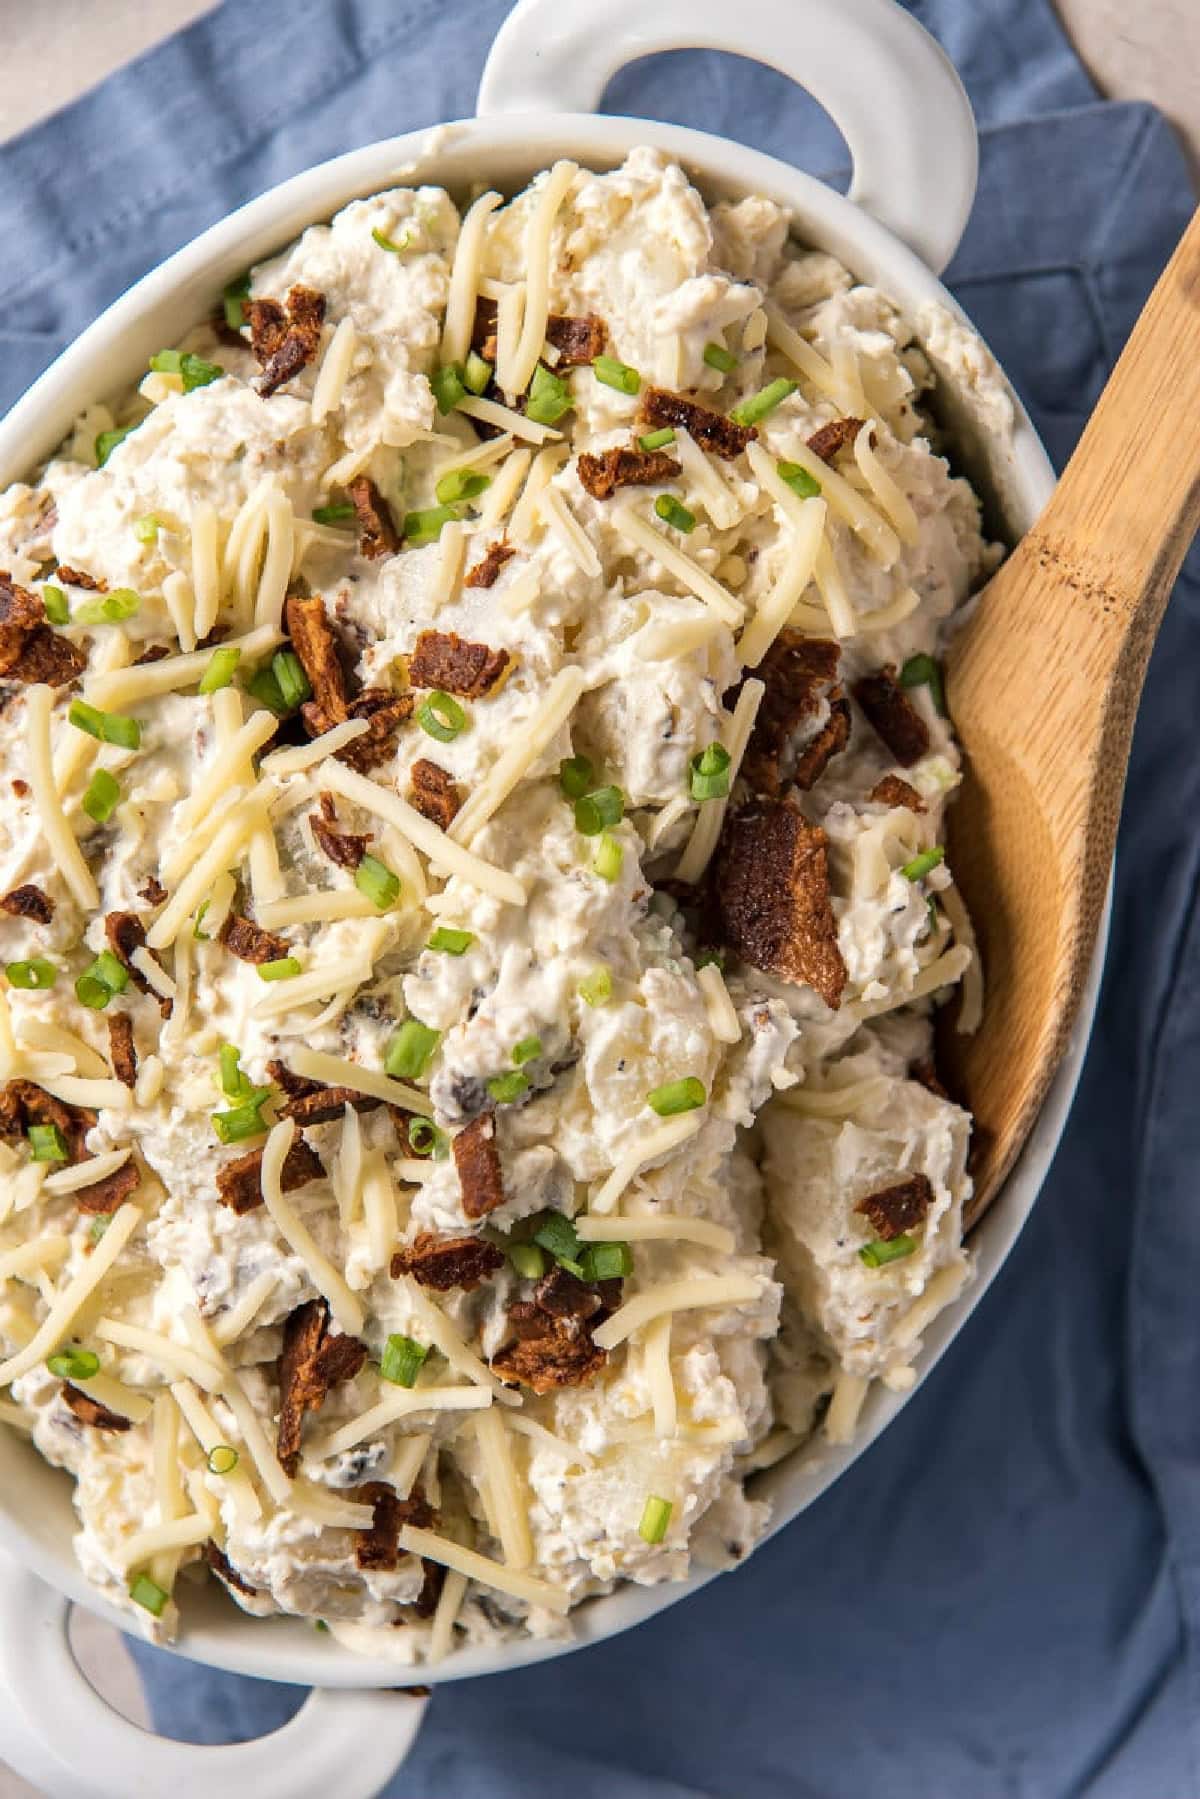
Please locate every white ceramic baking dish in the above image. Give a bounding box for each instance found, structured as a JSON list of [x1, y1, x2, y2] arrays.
[[0, 0, 1098, 1792]]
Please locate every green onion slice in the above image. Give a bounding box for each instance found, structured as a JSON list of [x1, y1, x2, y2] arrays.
[[218, 1044, 255, 1101], [689, 742, 731, 801], [380, 1333, 427, 1388], [82, 768, 121, 824], [372, 226, 411, 254], [75, 950, 130, 1011], [525, 363, 572, 426], [407, 1118, 446, 1159], [42, 584, 69, 625], [47, 1346, 99, 1381], [638, 428, 676, 452], [899, 652, 947, 717], [431, 363, 466, 414], [532, 1211, 582, 1263], [416, 689, 467, 741], [579, 1240, 633, 1282], [573, 786, 624, 837], [901, 847, 945, 883], [134, 514, 162, 544], [213, 1101, 269, 1145], [68, 699, 141, 751], [578, 966, 612, 1007], [647, 1077, 706, 1117], [73, 588, 140, 626], [257, 957, 302, 982], [404, 505, 460, 547], [778, 460, 822, 499], [5, 958, 58, 990], [463, 351, 493, 395], [639, 1495, 672, 1544], [594, 832, 623, 883], [312, 502, 356, 525], [730, 377, 797, 427], [385, 1020, 440, 1080], [511, 1036, 542, 1066], [703, 342, 737, 373], [592, 355, 640, 396], [487, 1070, 529, 1105], [29, 1123, 69, 1163], [859, 1234, 917, 1268], [507, 1242, 546, 1280], [355, 853, 400, 911], [654, 494, 696, 534], [435, 467, 491, 506], [206, 1444, 239, 1475], [197, 646, 241, 694], [129, 1573, 170, 1617], [95, 426, 135, 467], [149, 350, 223, 392], [245, 666, 289, 716], [272, 649, 312, 711], [88, 1215, 112, 1245], [427, 926, 474, 956], [558, 755, 594, 799], [222, 272, 251, 332]]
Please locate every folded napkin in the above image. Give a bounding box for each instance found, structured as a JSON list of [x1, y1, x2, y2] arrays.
[[2, 1, 1196, 1791]]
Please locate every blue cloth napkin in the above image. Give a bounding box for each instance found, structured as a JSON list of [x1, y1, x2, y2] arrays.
[[3, 3, 1197, 1793]]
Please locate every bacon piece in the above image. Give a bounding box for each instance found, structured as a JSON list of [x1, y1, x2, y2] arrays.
[[138, 876, 168, 905], [868, 773, 926, 812], [0, 1078, 95, 1164], [638, 387, 756, 460], [205, 1540, 259, 1597], [793, 696, 851, 789], [104, 911, 171, 1016], [408, 759, 460, 830], [276, 1298, 368, 1475], [60, 1383, 130, 1432], [575, 445, 682, 501], [349, 476, 401, 561], [216, 1137, 324, 1216], [267, 1060, 415, 1144], [854, 1173, 934, 1241], [410, 1562, 446, 1619], [806, 417, 866, 463], [453, 1113, 505, 1220], [533, 1264, 605, 1320], [309, 805, 369, 869], [1, 883, 53, 924], [74, 1160, 141, 1217], [0, 575, 44, 674], [545, 313, 607, 367], [390, 1231, 503, 1292], [406, 630, 511, 699], [219, 913, 291, 965], [54, 565, 106, 592], [713, 797, 847, 1009], [736, 633, 846, 797], [910, 1057, 949, 1101], [335, 688, 413, 772], [852, 666, 931, 768], [107, 1014, 137, 1089], [463, 541, 515, 590], [353, 1483, 435, 1572], [0, 574, 85, 687], [286, 592, 349, 727], [492, 1311, 607, 1395], [249, 284, 326, 397], [133, 644, 171, 666], [471, 296, 499, 362]]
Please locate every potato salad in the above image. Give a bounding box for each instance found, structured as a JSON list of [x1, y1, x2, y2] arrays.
[[0, 148, 1004, 1661]]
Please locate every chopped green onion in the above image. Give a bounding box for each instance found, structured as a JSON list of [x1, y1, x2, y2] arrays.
[[508, 1241, 546, 1279], [81, 768, 121, 824], [193, 901, 212, 940], [592, 354, 640, 396], [206, 1444, 239, 1475], [689, 742, 731, 801], [95, 425, 134, 467], [314, 1619, 330, 1633], [416, 689, 467, 742], [730, 377, 797, 427], [257, 957, 303, 982], [654, 494, 696, 534], [558, 755, 594, 800], [778, 460, 822, 499], [512, 1036, 542, 1066], [222, 272, 251, 332], [525, 363, 572, 426], [312, 501, 356, 525], [218, 1044, 255, 1101], [73, 587, 140, 626], [245, 666, 289, 715], [407, 1117, 447, 1158], [149, 350, 223, 392], [487, 1070, 529, 1105], [197, 646, 241, 694], [42, 584, 69, 625], [88, 1215, 112, 1246], [129, 1573, 170, 1618], [74, 975, 112, 1011], [435, 467, 491, 506], [703, 342, 737, 373], [430, 363, 466, 414], [463, 351, 493, 395], [927, 897, 940, 937], [28, 1123, 69, 1163], [5, 958, 57, 990], [75, 950, 129, 1011], [579, 1240, 633, 1282], [638, 428, 676, 452], [532, 1211, 582, 1263], [427, 926, 474, 956], [859, 1234, 917, 1268], [212, 1101, 269, 1145], [594, 832, 623, 882], [404, 505, 460, 547], [272, 649, 312, 711], [695, 949, 725, 971], [380, 1334, 427, 1388], [573, 786, 624, 837], [385, 1020, 440, 1080], [899, 652, 947, 717], [647, 1077, 706, 1117], [578, 966, 612, 1007], [47, 1346, 100, 1380], [639, 1495, 672, 1544], [355, 853, 400, 911], [372, 226, 411, 254], [68, 699, 141, 751], [901, 847, 945, 883], [134, 513, 163, 544]]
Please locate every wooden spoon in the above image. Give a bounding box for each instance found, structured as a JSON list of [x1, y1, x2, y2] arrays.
[[942, 203, 1200, 1226]]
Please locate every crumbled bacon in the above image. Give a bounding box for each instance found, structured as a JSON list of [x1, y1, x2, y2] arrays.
[[0, 1078, 95, 1164], [0, 576, 44, 674], [452, 1113, 505, 1220], [104, 911, 171, 1016], [406, 630, 510, 699], [353, 1483, 435, 1572], [408, 759, 460, 830], [575, 445, 682, 501], [854, 1173, 934, 1240], [248, 284, 327, 397], [0, 574, 86, 687], [1, 883, 53, 924], [75, 1159, 141, 1216], [463, 540, 515, 590], [793, 696, 851, 789], [216, 1137, 325, 1215], [138, 876, 167, 905], [852, 666, 931, 767], [390, 1231, 503, 1292], [60, 1383, 130, 1432], [868, 773, 926, 812], [335, 688, 412, 772], [471, 296, 499, 362], [713, 797, 847, 1009], [133, 644, 171, 666], [286, 592, 350, 728], [219, 913, 291, 965], [533, 1264, 605, 1320], [107, 1014, 137, 1089], [349, 476, 401, 561], [205, 1540, 259, 1597], [736, 633, 847, 797], [544, 313, 607, 366], [267, 1060, 415, 1143], [806, 417, 866, 463], [309, 801, 369, 869], [53, 565, 106, 592], [638, 387, 756, 459], [276, 1298, 368, 1475], [491, 1308, 607, 1395]]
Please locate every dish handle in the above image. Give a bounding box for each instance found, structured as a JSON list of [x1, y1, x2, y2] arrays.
[[0, 1552, 427, 1799], [476, 0, 977, 274]]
